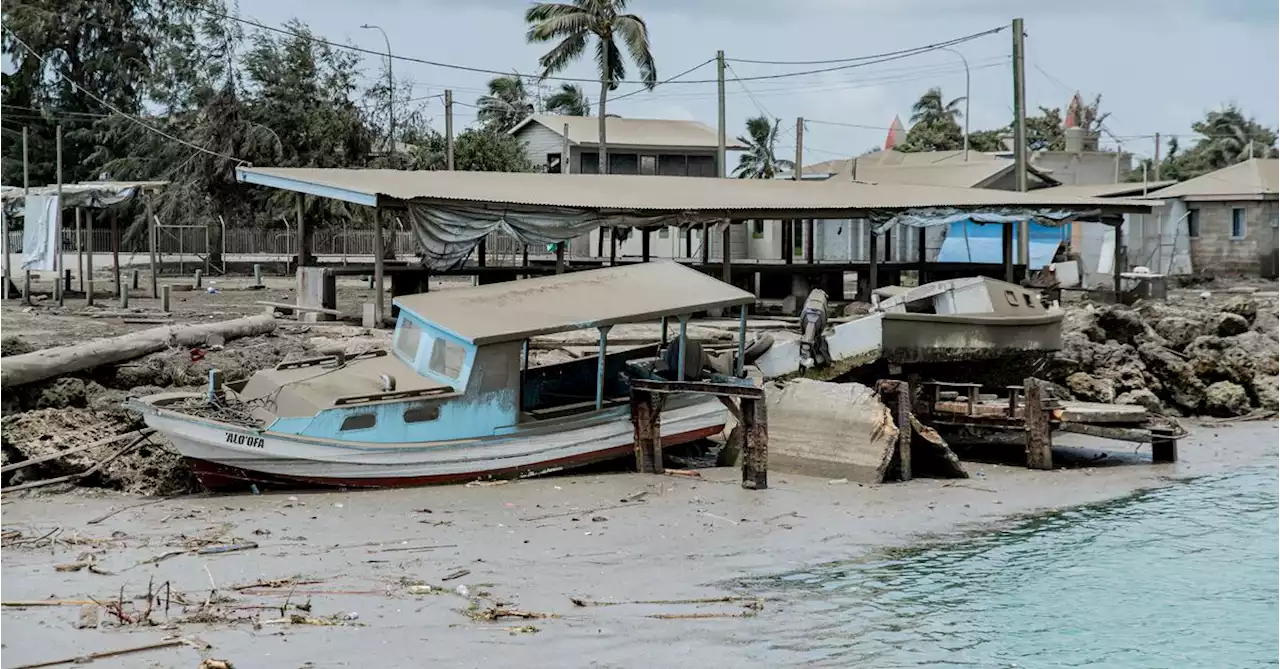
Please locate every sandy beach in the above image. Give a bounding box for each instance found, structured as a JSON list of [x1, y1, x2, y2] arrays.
[[2, 422, 1275, 669]]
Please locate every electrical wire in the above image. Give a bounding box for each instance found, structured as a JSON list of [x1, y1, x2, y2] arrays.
[[610, 57, 716, 103], [725, 26, 1004, 65], [187, 4, 1008, 86], [4, 29, 247, 165], [725, 62, 774, 119]]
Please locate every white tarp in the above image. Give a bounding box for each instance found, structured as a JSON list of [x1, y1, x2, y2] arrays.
[[21, 194, 59, 271]]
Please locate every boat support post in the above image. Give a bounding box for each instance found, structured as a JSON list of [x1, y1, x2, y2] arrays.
[[676, 314, 690, 381], [519, 339, 529, 412], [735, 304, 747, 377], [595, 325, 611, 410]]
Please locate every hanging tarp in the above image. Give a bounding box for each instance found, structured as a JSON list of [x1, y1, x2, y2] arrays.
[[1, 182, 165, 218], [936, 219, 1070, 269], [21, 194, 60, 271], [403, 202, 701, 269], [872, 207, 1092, 234]]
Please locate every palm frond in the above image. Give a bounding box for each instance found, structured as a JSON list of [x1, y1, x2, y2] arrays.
[[525, 4, 591, 41], [537, 33, 588, 77], [613, 14, 656, 87]]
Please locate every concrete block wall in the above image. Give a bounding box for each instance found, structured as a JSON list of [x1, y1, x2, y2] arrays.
[[1188, 201, 1279, 276]]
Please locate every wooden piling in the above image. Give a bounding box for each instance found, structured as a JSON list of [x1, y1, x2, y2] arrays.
[[1023, 377, 1053, 470], [253, 264, 263, 287], [740, 397, 767, 490], [131, 268, 139, 290], [630, 389, 662, 474], [1151, 426, 1178, 463], [118, 283, 128, 308], [877, 379, 913, 481], [161, 284, 171, 313], [194, 269, 202, 289]]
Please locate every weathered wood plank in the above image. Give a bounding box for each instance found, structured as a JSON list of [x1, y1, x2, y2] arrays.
[[1023, 377, 1053, 470]]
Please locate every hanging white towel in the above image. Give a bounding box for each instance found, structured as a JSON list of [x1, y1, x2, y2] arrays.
[[21, 194, 59, 271]]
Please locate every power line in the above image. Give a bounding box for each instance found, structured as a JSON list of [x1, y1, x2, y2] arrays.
[[189, 5, 1010, 87], [726, 26, 1004, 65], [610, 58, 716, 103], [3, 29, 247, 165], [724, 62, 774, 119]]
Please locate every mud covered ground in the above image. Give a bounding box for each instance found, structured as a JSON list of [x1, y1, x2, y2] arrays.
[[1, 424, 1275, 668]]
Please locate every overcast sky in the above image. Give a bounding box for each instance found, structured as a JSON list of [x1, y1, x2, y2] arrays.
[[70, 1, 1280, 164]]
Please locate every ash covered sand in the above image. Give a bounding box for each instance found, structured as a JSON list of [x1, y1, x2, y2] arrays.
[[1, 424, 1275, 668]]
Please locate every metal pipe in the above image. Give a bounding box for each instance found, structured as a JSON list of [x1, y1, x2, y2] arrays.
[[676, 314, 690, 382], [595, 325, 611, 409], [736, 305, 747, 377]]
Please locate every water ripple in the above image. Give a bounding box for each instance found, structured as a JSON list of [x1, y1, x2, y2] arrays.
[[738, 465, 1280, 668]]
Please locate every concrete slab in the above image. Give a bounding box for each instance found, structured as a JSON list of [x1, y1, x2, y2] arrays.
[[765, 379, 898, 483]]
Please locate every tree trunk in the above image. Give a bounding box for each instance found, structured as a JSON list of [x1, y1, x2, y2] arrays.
[[598, 48, 609, 175], [0, 313, 277, 389]]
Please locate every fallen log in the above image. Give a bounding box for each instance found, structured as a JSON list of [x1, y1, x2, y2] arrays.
[[0, 313, 276, 389]]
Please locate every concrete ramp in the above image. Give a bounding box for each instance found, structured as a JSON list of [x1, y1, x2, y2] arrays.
[[765, 379, 899, 483]]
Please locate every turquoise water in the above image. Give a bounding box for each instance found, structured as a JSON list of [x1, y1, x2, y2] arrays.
[[747, 465, 1280, 668]]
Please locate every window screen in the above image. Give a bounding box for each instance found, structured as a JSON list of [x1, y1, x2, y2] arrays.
[[686, 155, 716, 177], [609, 153, 639, 174], [640, 155, 657, 175], [1231, 208, 1246, 239], [658, 154, 687, 176], [580, 151, 599, 174]]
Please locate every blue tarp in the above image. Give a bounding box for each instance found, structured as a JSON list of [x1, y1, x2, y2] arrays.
[[936, 220, 1069, 270]]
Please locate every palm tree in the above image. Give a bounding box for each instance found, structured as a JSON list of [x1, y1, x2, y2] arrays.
[[1198, 106, 1254, 167], [909, 87, 964, 127], [733, 116, 793, 179], [476, 74, 535, 133], [525, 0, 658, 174], [545, 82, 592, 116]]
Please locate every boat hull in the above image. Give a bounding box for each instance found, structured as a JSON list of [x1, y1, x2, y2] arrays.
[[133, 395, 727, 492]]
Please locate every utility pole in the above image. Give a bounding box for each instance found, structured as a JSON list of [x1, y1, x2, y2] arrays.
[[716, 50, 726, 178], [1153, 132, 1161, 181], [22, 126, 30, 305], [55, 124, 63, 306], [1011, 17, 1029, 272], [445, 89, 454, 171], [361, 24, 394, 158]]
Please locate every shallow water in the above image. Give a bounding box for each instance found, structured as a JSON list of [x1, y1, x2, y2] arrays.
[[745, 463, 1280, 668]]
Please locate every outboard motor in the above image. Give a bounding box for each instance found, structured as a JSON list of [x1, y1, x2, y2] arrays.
[[798, 289, 831, 371]]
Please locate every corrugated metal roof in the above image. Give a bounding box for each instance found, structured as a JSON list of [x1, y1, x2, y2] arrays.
[[393, 261, 754, 345], [510, 114, 747, 150], [801, 154, 1057, 189], [1140, 159, 1279, 201], [237, 167, 1154, 216], [1041, 181, 1177, 199]]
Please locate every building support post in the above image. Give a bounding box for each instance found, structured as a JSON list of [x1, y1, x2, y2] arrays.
[[676, 313, 690, 382], [1002, 223, 1014, 283], [917, 227, 929, 285], [736, 304, 747, 377], [868, 228, 879, 297], [372, 208, 385, 325], [720, 222, 732, 284]]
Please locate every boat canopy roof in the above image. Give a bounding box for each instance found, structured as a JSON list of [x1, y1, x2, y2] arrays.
[[393, 261, 754, 345]]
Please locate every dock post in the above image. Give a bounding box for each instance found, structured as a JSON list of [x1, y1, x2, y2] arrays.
[[641, 228, 651, 262], [740, 397, 767, 490], [1151, 426, 1178, 463], [253, 264, 263, 288], [595, 325, 611, 410], [700, 223, 710, 264], [630, 388, 662, 474], [118, 282, 129, 308], [555, 242, 565, 274], [85, 209, 95, 306], [194, 269, 202, 289], [22, 271, 30, 304], [1023, 377, 1053, 470], [63, 269, 71, 293], [208, 368, 224, 403], [877, 380, 913, 481], [131, 268, 139, 290], [161, 284, 171, 313]]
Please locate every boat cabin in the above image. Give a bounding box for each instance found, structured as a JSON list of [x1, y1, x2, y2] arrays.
[[234, 262, 755, 442]]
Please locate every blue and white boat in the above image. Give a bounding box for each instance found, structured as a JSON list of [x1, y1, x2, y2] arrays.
[[128, 262, 755, 491]]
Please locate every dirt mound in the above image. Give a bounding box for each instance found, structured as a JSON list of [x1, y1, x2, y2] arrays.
[[1, 408, 197, 495]]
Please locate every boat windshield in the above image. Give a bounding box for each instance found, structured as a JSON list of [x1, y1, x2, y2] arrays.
[[394, 317, 425, 364]]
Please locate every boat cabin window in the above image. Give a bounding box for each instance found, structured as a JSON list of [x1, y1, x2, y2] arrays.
[[429, 338, 466, 380], [404, 405, 441, 423], [340, 414, 376, 431], [395, 318, 425, 363]]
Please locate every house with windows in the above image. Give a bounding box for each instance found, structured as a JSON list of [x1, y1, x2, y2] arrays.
[[508, 114, 745, 259], [1138, 158, 1279, 277]]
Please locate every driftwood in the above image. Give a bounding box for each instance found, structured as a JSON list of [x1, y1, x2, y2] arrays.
[[1, 434, 150, 493], [8, 639, 186, 669], [0, 313, 276, 388], [1, 429, 154, 474]]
